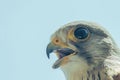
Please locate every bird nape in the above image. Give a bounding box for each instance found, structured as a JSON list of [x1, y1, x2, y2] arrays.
[[46, 21, 120, 80]]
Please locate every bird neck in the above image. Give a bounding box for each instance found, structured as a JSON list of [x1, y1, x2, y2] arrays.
[[60, 55, 118, 80], [62, 68, 111, 80]]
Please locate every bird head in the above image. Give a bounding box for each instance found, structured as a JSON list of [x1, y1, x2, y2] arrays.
[[46, 21, 117, 75]]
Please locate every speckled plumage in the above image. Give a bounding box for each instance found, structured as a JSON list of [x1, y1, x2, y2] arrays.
[[46, 21, 120, 80]]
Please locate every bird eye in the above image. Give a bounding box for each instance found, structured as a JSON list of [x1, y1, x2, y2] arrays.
[[74, 27, 89, 40], [68, 25, 90, 42]]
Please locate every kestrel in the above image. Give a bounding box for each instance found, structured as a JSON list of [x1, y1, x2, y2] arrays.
[[46, 21, 120, 80]]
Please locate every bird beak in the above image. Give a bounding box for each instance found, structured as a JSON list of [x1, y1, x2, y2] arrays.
[[46, 43, 60, 59]]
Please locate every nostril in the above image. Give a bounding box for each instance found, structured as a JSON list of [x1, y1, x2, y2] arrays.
[[55, 39, 59, 43]]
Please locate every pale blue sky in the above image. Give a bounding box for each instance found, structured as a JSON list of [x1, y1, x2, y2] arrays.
[[0, 0, 120, 80]]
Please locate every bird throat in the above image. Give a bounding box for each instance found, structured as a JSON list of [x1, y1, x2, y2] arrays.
[[61, 69, 111, 80], [61, 65, 111, 80]]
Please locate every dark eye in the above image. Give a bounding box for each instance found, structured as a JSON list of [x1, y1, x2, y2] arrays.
[[74, 27, 89, 39]]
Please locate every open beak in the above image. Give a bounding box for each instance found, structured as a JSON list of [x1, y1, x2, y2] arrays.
[[46, 42, 75, 69], [47, 42, 75, 58], [46, 43, 60, 59], [46, 42, 75, 59]]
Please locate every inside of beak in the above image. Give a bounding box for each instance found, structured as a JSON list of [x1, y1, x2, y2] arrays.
[[55, 48, 75, 59]]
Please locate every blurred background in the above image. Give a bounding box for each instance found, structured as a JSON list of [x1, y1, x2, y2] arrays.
[[0, 0, 120, 80]]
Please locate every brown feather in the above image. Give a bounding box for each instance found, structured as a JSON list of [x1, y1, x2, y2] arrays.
[[113, 74, 120, 80]]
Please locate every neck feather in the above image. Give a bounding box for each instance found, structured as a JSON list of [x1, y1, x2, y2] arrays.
[[62, 68, 111, 80]]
